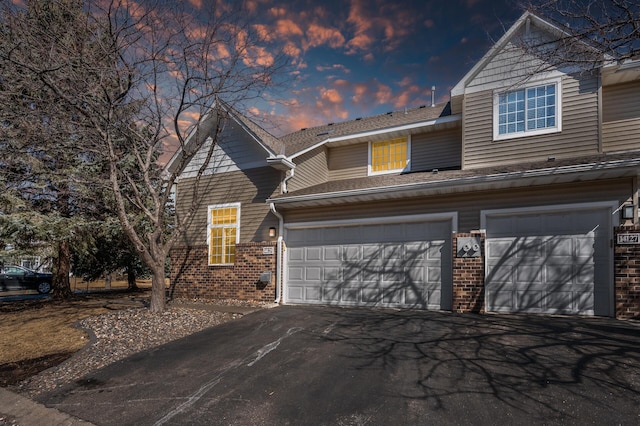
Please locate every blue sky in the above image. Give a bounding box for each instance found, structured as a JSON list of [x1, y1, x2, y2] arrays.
[[222, 0, 525, 135]]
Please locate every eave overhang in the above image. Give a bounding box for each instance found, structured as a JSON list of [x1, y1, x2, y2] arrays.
[[268, 158, 640, 209], [267, 155, 296, 171]]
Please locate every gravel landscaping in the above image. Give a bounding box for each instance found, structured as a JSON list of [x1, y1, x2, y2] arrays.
[[13, 299, 269, 398]]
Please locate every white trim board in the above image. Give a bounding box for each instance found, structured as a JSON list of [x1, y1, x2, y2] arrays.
[[284, 212, 458, 233], [480, 200, 621, 231]]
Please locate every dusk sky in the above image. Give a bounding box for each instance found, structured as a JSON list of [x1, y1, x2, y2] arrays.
[[225, 0, 526, 136]]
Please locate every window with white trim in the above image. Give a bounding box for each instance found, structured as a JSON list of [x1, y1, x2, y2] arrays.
[[208, 203, 240, 265], [493, 79, 561, 140], [368, 136, 410, 175]]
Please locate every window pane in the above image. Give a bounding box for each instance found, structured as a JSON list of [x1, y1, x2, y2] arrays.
[[371, 138, 407, 172]]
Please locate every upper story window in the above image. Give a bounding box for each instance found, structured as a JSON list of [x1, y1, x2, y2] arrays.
[[208, 203, 240, 265], [493, 78, 562, 141], [369, 136, 410, 175]]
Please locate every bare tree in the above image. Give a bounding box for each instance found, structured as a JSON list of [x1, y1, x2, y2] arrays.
[[523, 0, 639, 67], [1, 0, 288, 311]]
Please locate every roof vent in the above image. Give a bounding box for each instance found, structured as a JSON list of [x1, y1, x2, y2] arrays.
[[386, 111, 393, 116], [301, 128, 307, 131], [355, 117, 362, 121], [419, 105, 426, 109], [316, 130, 333, 136], [431, 86, 436, 107], [328, 122, 334, 126]]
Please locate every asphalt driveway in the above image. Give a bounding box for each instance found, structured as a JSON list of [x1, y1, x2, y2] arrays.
[[38, 306, 640, 425]]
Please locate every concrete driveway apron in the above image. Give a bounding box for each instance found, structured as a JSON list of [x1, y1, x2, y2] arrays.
[[38, 306, 640, 425]]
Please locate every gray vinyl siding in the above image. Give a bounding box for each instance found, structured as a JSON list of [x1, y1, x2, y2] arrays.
[[468, 40, 549, 91], [328, 144, 368, 180], [176, 167, 281, 246], [411, 128, 462, 171], [288, 147, 329, 192], [603, 80, 640, 153], [450, 95, 463, 115], [463, 74, 600, 169], [281, 178, 631, 233], [179, 120, 269, 179]]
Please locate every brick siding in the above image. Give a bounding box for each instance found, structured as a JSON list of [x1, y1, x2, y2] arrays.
[[170, 242, 277, 303], [452, 232, 485, 314], [614, 226, 640, 320]]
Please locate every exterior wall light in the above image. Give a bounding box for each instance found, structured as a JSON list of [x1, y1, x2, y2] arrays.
[[269, 227, 277, 238], [622, 204, 635, 220]]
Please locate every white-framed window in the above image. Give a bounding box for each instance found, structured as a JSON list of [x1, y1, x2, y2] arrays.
[[493, 78, 562, 141], [368, 136, 411, 175], [207, 203, 240, 265]]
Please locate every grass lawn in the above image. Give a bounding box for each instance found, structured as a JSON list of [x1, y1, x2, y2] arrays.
[[0, 281, 152, 386]]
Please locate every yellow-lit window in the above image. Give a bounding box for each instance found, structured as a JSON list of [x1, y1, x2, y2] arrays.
[[370, 137, 409, 174], [208, 204, 239, 265]]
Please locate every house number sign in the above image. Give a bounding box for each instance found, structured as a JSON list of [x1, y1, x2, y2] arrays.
[[263, 247, 275, 255], [617, 233, 640, 245]]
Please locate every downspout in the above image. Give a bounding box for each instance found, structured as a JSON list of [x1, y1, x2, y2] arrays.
[[282, 168, 295, 193], [270, 203, 284, 304]]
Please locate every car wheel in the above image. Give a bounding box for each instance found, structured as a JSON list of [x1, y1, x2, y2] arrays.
[[37, 281, 51, 294]]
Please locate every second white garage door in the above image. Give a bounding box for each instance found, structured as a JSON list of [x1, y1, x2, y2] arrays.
[[285, 216, 453, 309], [484, 204, 615, 316]]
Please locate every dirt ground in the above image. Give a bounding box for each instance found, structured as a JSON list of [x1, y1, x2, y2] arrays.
[[0, 281, 152, 387]]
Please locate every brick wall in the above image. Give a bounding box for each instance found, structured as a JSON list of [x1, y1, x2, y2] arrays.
[[170, 242, 277, 303], [614, 226, 640, 320], [452, 232, 485, 314]]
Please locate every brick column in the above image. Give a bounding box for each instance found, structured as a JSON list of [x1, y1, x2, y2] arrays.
[[452, 232, 485, 313], [614, 226, 640, 319]]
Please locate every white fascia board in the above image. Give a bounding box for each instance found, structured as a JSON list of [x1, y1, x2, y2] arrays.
[[267, 155, 296, 171], [268, 158, 640, 206], [290, 114, 461, 160], [221, 107, 278, 157]]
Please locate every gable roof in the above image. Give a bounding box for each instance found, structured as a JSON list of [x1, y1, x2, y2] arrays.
[[451, 11, 612, 97], [164, 100, 282, 176], [280, 102, 457, 158]]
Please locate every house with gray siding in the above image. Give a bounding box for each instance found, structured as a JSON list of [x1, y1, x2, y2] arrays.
[[169, 12, 640, 319]]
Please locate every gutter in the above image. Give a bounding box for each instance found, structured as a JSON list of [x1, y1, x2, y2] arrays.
[[269, 203, 284, 304], [268, 157, 640, 206]]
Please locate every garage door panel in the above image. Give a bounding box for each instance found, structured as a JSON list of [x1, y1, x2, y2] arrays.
[[288, 267, 304, 281], [515, 266, 543, 284], [323, 266, 341, 282], [287, 219, 452, 309], [488, 264, 513, 284], [485, 207, 612, 316], [545, 291, 574, 312], [487, 290, 514, 311], [306, 247, 322, 261], [517, 290, 544, 310], [344, 246, 361, 261], [547, 238, 573, 257], [545, 264, 573, 283], [323, 246, 340, 261], [487, 240, 513, 259]]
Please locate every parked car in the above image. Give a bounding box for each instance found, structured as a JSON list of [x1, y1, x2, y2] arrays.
[[0, 265, 52, 294]]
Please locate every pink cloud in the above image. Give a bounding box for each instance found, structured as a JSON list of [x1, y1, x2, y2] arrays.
[[304, 24, 346, 50], [275, 19, 304, 38], [320, 88, 343, 104]]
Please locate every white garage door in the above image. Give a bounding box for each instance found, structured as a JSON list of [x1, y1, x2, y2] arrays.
[[484, 206, 614, 316], [286, 217, 453, 309]]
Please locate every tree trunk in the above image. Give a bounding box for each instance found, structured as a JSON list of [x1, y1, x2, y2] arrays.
[[127, 268, 138, 290], [52, 240, 72, 299], [105, 272, 112, 290], [149, 263, 166, 313]]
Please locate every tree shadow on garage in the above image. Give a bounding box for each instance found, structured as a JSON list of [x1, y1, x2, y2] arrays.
[[316, 307, 640, 421], [485, 233, 611, 316], [318, 237, 452, 311]]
